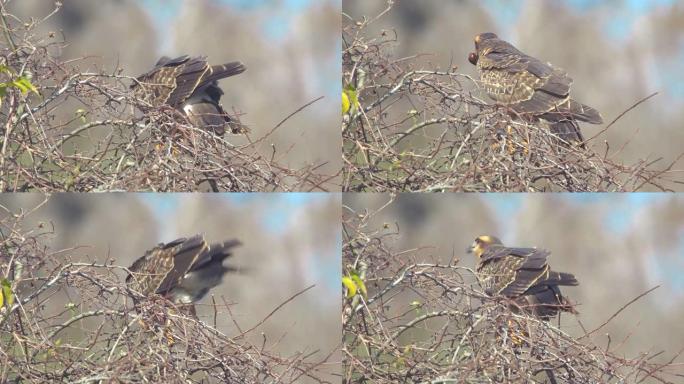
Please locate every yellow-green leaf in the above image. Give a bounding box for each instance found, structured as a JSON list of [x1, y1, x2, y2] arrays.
[[75, 108, 87, 123], [1, 278, 13, 308], [342, 276, 357, 298], [0, 83, 7, 106], [342, 84, 359, 116], [12, 77, 38, 95], [350, 274, 367, 298], [342, 91, 350, 115]]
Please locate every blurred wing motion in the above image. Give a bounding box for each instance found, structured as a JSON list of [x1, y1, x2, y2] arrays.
[[131, 55, 246, 135], [468, 32, 602, 147], [126, 235, 241, 304], [469, 235, 578, 320]]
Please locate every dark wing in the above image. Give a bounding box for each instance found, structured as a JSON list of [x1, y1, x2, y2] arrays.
[[132, 55, 193, 107], [132, 56, 246, 109], [172, 239, 242, 302], [154, 55, 184, 67], [156, 56, 209, 108], [126, 237, 185, 295], [477, 246, 551, 297], [543, 118, 585, 145], [477, 245, 578, 318], [169, 59, 245, 108], [190, 239, 241, 273], [477, 39, 572, 113], [477, 38, 602, 125], [126, 235, 208, 296], [523, 282, 578, 319], [154, 235, 208, 295], [203, 62, 246, 90]]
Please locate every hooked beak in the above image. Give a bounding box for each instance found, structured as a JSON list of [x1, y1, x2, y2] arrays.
[[468, 52, 478, 65]]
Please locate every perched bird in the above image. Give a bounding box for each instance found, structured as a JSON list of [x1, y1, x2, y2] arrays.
[[467, 235, 578, 320], [126, 235, 241, 305], [468, 32, 603, 147], [131, 55, 246, 136]]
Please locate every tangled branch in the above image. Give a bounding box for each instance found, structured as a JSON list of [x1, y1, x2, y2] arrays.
[[0, 203, 334, 383], [342, 202, 682, 383], [0, 4, 333, 192], [342, 6, 682, 192]]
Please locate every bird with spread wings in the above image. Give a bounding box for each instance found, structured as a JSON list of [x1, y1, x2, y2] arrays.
[[131, 55, 246, 136], [126, 235, 241, 305], [468, 32, 603, 147], [467, 235, 578, 319]]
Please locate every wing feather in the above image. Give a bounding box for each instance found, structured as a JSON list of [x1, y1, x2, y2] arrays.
[[153, 235, 207, 295], [473, 33, 601, 139]]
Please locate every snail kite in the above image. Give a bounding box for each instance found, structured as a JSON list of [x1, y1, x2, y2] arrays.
[[468, 32, 603, 147], [467, 235, 578, 319], [126, 235, 241, 304], [131, 55, 246, 136]]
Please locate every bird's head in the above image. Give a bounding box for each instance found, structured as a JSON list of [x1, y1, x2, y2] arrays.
[[469, 32, 499, 66], [467, 235, 503, 258], [474, 32, 498, 50]]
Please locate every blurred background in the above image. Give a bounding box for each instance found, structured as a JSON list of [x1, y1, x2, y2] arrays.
[[0, 193, 341, 370], [6, 0, 341, 182], [344, 193, 684, 367], [344, 0, 684, 187]]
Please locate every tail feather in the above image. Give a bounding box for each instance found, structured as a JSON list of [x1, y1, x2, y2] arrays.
[[541, 271, 579, 286], [566, 99, 603, 124], [556, 271, 579, 286], [523, 285, 578, 320], [540, 98, 602, 147], [548, 119, 585, 147], [193, 239, 242, 270]]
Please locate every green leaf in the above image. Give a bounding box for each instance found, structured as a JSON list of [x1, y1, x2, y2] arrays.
[[12, 77, 39, 95], [75, 108, 87, 123], [350, 274, 367, 298], [342, 84, 359, 116], [342, 91, 350, 115], [1, 278, 13, 308]]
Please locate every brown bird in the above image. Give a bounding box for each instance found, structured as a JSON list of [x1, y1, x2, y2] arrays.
[[131, 55, 246, 136], [126, 235, 241, 304], [468, 32, 603, 147], [467, 235, 578, 320]]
